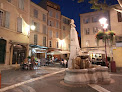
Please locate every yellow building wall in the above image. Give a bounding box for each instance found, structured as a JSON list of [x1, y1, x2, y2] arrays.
[[113, 47, 122, 67]]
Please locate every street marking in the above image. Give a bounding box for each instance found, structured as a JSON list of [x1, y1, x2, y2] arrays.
[[88, 84, 110, 92], [0, 69, 65, 92]]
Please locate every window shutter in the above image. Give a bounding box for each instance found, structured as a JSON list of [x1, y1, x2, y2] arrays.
[[5, 11, 10, 28], [21, 0, 24, 10], [43, 37, 46, 46], [34, 34, 38, 45], [19, 0, 24, 10], [36, 23, 40, 32], [32, 20, 34, 25], [17, 17, 22, 33]]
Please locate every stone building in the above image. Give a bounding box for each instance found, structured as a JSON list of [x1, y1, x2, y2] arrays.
[[61, 15, 70, 51], [80, 11, 110, 55], [110, 5, 122, 68], [0, 0, 30, 65], [38, 0, 71, 59], [0, 0, 71, 65], [29, 2, 48, 58]]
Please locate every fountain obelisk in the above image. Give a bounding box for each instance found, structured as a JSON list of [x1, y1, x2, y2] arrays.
[[68, 19, 81, 68]]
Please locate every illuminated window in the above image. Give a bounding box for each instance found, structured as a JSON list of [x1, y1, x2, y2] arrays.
[[93, 27, 98, 34], [84, 28, 90, 35]]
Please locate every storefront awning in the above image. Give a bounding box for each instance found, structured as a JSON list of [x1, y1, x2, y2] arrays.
[[88, 50, 105, 54], [47, 51, 70, 55], [29, 44, 48, 49]]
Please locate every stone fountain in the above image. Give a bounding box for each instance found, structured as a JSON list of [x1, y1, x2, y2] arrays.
[[64, 19, 111, 85]]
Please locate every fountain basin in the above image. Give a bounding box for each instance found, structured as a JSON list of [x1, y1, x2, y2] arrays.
[[64, 66, 111, 85]]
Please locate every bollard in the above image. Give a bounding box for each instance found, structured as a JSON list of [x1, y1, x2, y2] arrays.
[[111, 61, 116, 72]]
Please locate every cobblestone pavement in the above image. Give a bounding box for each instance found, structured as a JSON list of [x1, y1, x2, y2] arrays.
[[98, 73, 122, 92], [3, 72, 97, 92], [1, 66, 64, 88], [1, 66, 122, 92]]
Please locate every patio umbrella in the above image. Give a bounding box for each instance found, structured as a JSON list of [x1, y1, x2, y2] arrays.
[[88, 50, 105, 54]]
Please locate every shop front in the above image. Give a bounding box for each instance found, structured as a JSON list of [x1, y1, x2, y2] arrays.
[[29, 44, 48, 59], [0, 39, 6, 64]]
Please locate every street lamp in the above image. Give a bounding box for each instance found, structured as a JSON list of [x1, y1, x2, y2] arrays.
[[99, 17, 108, 67], [30, 25, 36, 31]]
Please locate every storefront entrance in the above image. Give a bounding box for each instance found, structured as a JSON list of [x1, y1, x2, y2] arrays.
[[12, 45, 26, 64], [0, 39, 6, 64]]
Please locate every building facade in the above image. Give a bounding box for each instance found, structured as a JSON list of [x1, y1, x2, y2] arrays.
[[61, 15, 70, 51], [80, 11, 110, 51], [29, 2, 48, 58], [80, 11, 111, 60], [38, 0, 71, 58], [0, 0, 30, 65], [0, 0, 71, 65], [109, 5, 122, 68]]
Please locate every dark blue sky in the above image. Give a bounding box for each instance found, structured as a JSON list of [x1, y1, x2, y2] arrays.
[[32, 0, 118, 37]]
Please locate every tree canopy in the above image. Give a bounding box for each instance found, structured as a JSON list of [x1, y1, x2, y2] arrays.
[[76, 0, 122, 12]]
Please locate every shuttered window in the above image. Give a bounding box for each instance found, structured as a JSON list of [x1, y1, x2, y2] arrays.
[[17, 17, 22, 33], [32, 21, 40, 32], [43, 37, 46, 47], [56, 32, 58, 38], [18, 0, 24, 10], [117, 12, 122, 22], [36, 23, 40, 32], [43, 25, 47, 34], [0, 10, 4, 27], [34, 34, 38, 45], [49, 30, 52, 38], [34, 9, 38, 18], [5, 11, 10, 28], [56, 21, 59, 28], [49, 41, 52, 47], [43, 14, 46, 22]]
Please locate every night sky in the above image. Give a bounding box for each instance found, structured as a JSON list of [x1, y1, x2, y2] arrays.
[[32, 0, 118, 37]]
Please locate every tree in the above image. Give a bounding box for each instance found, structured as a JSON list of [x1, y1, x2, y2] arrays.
[[76, 0, 122, 12]]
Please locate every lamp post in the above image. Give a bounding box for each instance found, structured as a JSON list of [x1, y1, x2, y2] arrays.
[[99, 17, 108, 67], [30, 25, 36, 31]]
